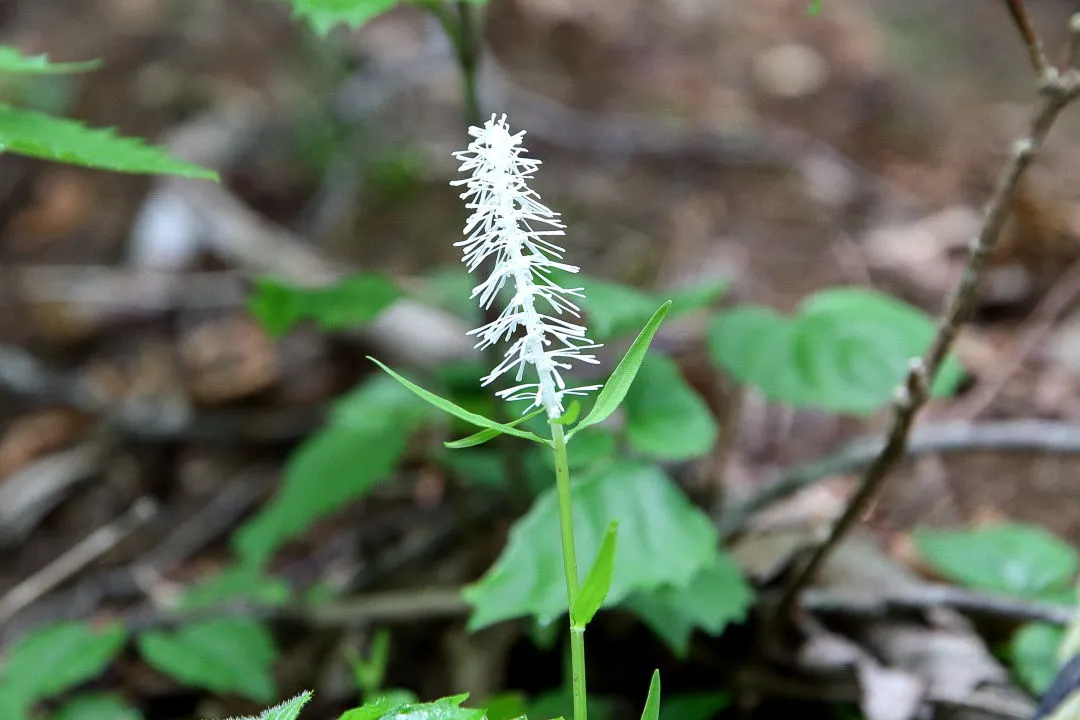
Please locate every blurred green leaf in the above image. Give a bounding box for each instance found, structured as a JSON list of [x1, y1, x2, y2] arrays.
[[136, 618, 277, 702], [640, 671, 661, 720], [0, 46, 99, 74], [178, 565, 292, 611], [49, 693, 142, 720], [1011, 623, 1064, 694], [914, 523, 1078, 598], [624, 353, 718, 461], [235, 374, 432, 568], [661, 692, 730, 720], [481, 692, 528, 720], [249, 274, 401, 337], [569, 302, 671, 440], [4, 621, 126, 705], [573, 522, 619, 628], [340, 694, 484, 720], [285, 0, 397, 34], [528, 688, 612, 720], [465, 460, 718, 629], [624, 553, 753, 657], [707, 288, 965, 415], [0, 683, 29, 720], [0, 105, 217, 178]]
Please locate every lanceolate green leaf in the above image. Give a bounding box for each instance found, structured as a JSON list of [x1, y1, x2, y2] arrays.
[[0, 46, 100, 74], [445, 407, 547, 449], [136, 618, 277, 702], [3, 621, 127, 705], [464, 460, 717, 629], [0, 105, 217, 179], [640, 670, 662, 720], [370, 358, 552, 447], [623, 353, 718, 461], [568, 301, 671, 440], [572, 521, 618, 628]]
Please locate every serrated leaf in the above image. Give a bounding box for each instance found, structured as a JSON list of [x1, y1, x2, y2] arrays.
[[369, 358, 551, 447], [50, 693, 143, 720], [1011, 623, 1064, 694], [568, 302, 671, 440], [623, 553, 753, 657], [0, 105, 217, 179], [248, 274, 401, 338], [0, 46, 99, 74], [572, 521, 618, 628], [913, 523, 1078, 598], [707, 288, 965, 415], [339, 694, 484, 720], [136, 618, 277, 702], [237, 692, 314, 720], [464, 460, 718, 629], [286, 0, 398, 35], [4, 621, 127, 704], [660, 692, 730, 720], [234, 374, 432, 567], [640, 671, 661, 720], [624, 353, 717, 461]]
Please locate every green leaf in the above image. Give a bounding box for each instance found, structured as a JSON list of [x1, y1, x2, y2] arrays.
[[660, 692, 730, 720], [4, 621, 127, 704], [286, 0, 398, 35], [0, 105, 217, 179], [241, 692, 314, 720], [136, 617, 277, 702], [528, 689, 612, 720], [623, 553, 753, 657], [913, 523, 1078, 598], [624, 354, 718, 461], [1011, 623, 1064, 694], [445, 408, 547, 449], [178, 565, 292, 611], [707, 288, 965, 415], [339, 694, 484, 720], [640, 670, 661, 720], [572, 521, 619, 628], [248, 274, 401, 338], [235, 374, 431, 568], [50, 693, 143, 720], [568, 302, 672, 440], [0, 46, 100, 74], [0, 684, 29, 720], [464, 460, 718, 629], [369, 358, 552, 447]]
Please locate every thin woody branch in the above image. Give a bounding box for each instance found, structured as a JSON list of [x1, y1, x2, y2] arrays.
[[777, 5, 1080, 617]]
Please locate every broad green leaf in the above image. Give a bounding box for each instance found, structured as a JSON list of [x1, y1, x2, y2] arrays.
[[0, 46, 99, 74], [528, 688, 613, 720], [572, 521, 619, 628], [445, 408, 546, 449], [4, 621, 126, 704], [178, 565, 292, 611], [248, 274, 401, 337], [482, 692, 528, 720], [0, 684, 29, 720], [1011, 623, 1064, 694], [286, 0, 398, 35], [241, 692, 314, 720], [339, 694, 484, 720], [660, 692, 730, 720], [624, 553, 753, 657], [913, 523, 1078, 598], [136, 617, 277, 702], [464, 460, 718, 629], [707, 288, 965, 415], [234, 374, 431, 567], [640, 670, 661, 720], [568, 302, 672, 440], [50, 693, 142, 720], [369, 358, 551, 447], [0, 105, 217, 179], [624, 354, 718, 461]]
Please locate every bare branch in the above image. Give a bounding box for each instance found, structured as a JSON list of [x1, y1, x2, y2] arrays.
[[1004, 0, 1051, 75]]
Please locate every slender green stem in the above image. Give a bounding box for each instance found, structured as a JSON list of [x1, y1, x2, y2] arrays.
[[550, 421, 586, 720], [455, 1, 482, 127]]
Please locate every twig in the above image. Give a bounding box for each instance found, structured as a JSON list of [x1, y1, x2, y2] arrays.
[[0, 498, 158, 624], [1004, 0, 1051, 75], [777, 20, 1080, 614], [802, 584, 1074, 626], [718, 419, 1080, 538], [951, 256, 1080, 420]]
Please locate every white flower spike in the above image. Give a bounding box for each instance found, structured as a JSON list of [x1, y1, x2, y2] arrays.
[[452, 113, 602, 419]]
